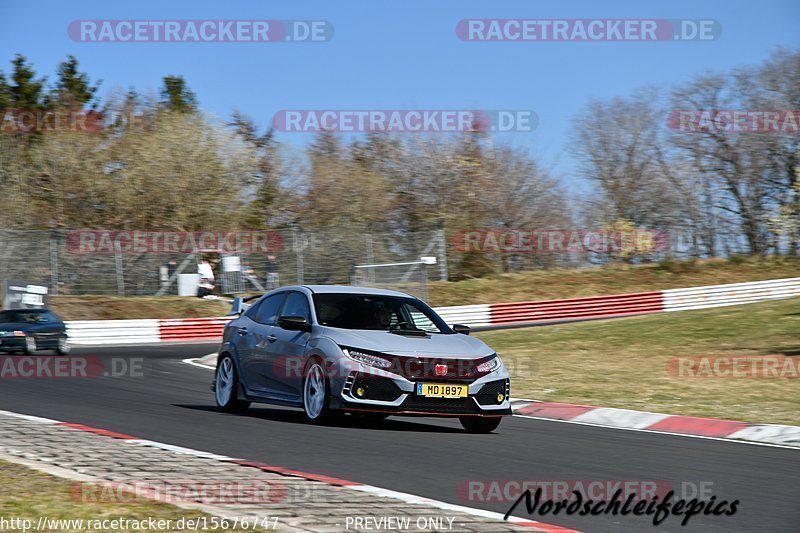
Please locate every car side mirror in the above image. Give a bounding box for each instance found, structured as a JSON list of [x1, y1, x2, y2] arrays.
[[278, 315, 311, 332], [452, 324, 470, 335]]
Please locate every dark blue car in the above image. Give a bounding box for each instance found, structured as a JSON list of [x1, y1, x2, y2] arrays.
[[0, 309, 70, 355]]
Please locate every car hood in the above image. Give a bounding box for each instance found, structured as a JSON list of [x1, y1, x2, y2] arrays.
[[319, 327, 494, 359], [0, 322, 32, 331]]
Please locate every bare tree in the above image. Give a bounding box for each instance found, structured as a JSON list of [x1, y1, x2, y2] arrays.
[[571, 89, 682, 262]]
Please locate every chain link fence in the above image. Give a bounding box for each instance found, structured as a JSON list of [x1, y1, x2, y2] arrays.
[[0, 227, 691, 304], [0, 229, 448, 302]]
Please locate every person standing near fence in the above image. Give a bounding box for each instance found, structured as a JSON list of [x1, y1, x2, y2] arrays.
[[197, 257, 215, 297], [265, 255, 280, 290]]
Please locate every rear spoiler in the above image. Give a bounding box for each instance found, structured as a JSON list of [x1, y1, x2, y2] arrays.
[[228, 294, 262, 316]]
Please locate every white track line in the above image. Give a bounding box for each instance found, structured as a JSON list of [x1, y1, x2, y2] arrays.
[[514, 414, 800, 451], [124, 439, 236, 461], [182, 354, 217, 370], [0, 410, 59, 424]]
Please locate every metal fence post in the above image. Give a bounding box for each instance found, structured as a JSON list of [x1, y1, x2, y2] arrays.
[[293, 228, 304, 285], [437, 228, 448, 281], [365, 233, 375, 284], [114, 243, 125, 296], [49, 237, 59, 296]]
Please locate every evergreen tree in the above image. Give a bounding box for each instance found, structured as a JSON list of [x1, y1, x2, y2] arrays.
[[160, 75, 197, 112], [52, 55, 98, 109], [9, 54, 46, 109]]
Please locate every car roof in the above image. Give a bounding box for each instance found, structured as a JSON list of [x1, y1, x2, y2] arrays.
[[301, 285, 413, 298]]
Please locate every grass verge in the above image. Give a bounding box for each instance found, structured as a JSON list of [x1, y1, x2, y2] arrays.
[[0, 459, 273, 532], [475, 298, 800, 426], [49, 296, 231, 321]]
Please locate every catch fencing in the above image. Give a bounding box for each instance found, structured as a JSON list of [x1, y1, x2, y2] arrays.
[[0, 229, 447, 301]]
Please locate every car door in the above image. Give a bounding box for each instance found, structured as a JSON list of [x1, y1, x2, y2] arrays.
[[268, 291, 313, 399], [233, 301, 263, 390], [236, 292, 286, 395]]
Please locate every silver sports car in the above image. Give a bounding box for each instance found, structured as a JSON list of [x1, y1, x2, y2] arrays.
[[212, 285, 511, 433]]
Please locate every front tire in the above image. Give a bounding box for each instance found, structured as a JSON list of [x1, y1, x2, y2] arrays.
[[215, 355, 250, 413], [302, 359, 336, 425], [460, 416, 502, 434], [56, 337, 71, 356], [24, 336, 37, 355]]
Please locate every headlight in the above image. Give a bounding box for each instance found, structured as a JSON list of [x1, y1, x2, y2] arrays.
[[476, 355, 501, 374], [12, 331, 26, 337], [341, 347, 392, 369]]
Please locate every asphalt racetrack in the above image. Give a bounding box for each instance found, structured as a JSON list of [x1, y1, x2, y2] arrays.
[[1, 344, 797, 532]]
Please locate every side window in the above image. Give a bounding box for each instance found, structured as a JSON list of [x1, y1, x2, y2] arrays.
[[280, 292, 311, 322], [243, 299, 262, 320], [252, 294, 286, 325]]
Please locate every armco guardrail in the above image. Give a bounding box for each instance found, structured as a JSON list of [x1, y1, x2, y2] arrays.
[[489, 291, 664, 326], [158, 317, 232, 342], [434, 304, 491, 327], [662, 277, 800, 312], [66, 319, 160, 345], [63, 277, 800, 344]]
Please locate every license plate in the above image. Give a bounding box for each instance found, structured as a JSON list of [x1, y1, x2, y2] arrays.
[[416, 383, 468, 398]]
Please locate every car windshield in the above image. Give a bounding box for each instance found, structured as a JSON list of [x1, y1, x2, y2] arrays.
[[312, 293, 451, 334], [0, 310, 44, 323]]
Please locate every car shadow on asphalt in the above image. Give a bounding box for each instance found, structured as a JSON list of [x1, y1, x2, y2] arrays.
[[173, 404, 465, 433]]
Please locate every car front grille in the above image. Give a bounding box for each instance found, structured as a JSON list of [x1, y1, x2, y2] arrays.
[[351, 374, 403, 402], [399, 396, 481, 415]]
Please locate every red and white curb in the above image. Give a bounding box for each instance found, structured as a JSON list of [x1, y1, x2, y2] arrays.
[[0, 409, 578, 533], [511, 400, 800, 449]]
